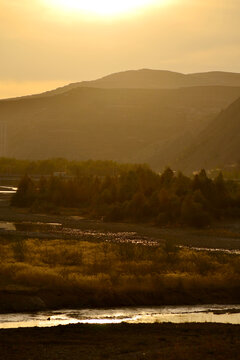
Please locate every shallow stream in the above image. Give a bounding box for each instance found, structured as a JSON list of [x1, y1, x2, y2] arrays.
[[1, 305, 240, 329]]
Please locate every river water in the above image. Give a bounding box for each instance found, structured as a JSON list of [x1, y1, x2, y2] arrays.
[[0, 186, 17, 195], [1, 305, 240, 329]]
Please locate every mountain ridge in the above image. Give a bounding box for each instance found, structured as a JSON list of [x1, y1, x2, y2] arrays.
[[42, 69, 240, 97], [2, 69, 240, 101]]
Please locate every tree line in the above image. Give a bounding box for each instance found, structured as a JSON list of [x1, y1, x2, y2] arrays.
[[0, 157, 141, 176], [12, 166, 240, 227]]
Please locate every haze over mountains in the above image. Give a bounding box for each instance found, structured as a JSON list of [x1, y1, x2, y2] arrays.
[[41, 69, 240, 97], [1, 69, 240, 172]]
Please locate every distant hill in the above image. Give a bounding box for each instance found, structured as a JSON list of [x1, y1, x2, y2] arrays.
[[175, 97, 240, 172], [38, 69, 240, 97], [1, 86, 240, 169]]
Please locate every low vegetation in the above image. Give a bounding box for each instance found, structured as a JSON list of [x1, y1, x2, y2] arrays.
[[1, 237, 240, 307]]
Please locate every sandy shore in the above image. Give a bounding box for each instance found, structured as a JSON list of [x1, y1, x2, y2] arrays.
[[1, 323, 240, 359]]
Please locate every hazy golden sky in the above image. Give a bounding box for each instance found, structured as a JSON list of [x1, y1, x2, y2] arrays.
[[0, 0, 239, 98]]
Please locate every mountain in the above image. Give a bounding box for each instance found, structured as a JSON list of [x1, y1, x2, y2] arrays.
[[175, 97, 240, 172], [1, 85, 240, 169], [39, 69, 240, 97]]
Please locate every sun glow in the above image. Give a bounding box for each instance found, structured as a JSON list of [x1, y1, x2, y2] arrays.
[[47, 0, 159, 16]]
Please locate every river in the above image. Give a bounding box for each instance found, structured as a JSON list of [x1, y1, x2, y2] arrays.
[[1, 305, 240, 329]]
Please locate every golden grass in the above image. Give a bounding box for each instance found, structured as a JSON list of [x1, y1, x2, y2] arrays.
[[0, 238, 240, 305]]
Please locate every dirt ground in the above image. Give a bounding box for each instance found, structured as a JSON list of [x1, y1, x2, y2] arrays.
[[1, 323, 240, 360]]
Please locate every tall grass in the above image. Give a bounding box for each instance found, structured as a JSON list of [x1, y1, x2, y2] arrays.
[[0, 238, 240, 305]]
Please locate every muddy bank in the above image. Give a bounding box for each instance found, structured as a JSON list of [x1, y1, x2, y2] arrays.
[[1, 323, 240, 359], [1, 212, 240, 252], [1, 209, 240, 251], [1, 288, 240, 314], [0, 292, 46, 312]]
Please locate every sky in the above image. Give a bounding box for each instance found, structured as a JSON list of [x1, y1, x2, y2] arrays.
[[0, 0, 240, 99]]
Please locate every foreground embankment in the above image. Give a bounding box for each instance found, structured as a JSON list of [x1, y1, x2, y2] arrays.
[[1, 323, 240, 359]]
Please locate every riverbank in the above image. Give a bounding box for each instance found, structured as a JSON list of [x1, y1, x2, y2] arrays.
[[2, 205, 240, 251], [1, 323, 240, 359]]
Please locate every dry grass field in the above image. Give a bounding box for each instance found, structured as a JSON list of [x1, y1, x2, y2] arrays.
[[0, 236, 240, 310]]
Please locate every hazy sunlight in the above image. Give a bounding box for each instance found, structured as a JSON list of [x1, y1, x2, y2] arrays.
[[47, 0, 160, 16]]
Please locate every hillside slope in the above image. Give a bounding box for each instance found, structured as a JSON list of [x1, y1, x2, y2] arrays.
[[175, 97, 240, 171], [1, 86, 240, 169]]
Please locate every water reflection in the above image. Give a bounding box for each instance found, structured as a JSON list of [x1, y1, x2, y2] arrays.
[[0, 186, 17, 194], [179, 245, 240, 256], [1, 305, 240, 329], [15, 222, 62, 232]]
